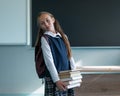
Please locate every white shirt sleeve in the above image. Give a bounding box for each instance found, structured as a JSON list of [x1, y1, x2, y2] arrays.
[[41, 37, 60, 83], [69, 57, 77, 70], [70, 57, 83, 80]]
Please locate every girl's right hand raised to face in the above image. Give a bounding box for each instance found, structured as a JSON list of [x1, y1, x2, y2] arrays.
[[55, 80, 67, 91]]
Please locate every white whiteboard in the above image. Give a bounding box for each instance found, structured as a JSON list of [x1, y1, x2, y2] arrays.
[[0, 0, 27, 45]]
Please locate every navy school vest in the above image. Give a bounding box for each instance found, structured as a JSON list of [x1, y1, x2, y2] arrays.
[[46, 35, 71, 72]]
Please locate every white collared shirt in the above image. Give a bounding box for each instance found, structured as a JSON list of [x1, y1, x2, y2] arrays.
[[41, 31, 76, 83]]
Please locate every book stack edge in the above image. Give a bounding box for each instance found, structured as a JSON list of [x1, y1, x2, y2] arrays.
[[59, 70, 82, 89]]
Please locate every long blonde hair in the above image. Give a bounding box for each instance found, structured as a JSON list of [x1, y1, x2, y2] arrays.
[[35, 11, 72, 59]]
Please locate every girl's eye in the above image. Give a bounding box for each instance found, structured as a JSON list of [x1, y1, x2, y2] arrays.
[[40, 22, 44, 25], [46, 19, 50, 23]]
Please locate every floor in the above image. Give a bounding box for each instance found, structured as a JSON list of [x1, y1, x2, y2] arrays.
[[75, 74, 120, 96]]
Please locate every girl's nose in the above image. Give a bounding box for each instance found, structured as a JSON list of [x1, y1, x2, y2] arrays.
[[44, 21, 49, 27]]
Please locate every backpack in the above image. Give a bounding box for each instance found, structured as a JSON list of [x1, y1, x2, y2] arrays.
[[35, 35, 48, 78]]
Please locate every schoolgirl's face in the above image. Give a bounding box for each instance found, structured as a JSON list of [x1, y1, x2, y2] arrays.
[[38, 13, 55, 33]]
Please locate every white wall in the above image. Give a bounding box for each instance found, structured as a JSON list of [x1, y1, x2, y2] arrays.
[[72, 47, 120, 66]]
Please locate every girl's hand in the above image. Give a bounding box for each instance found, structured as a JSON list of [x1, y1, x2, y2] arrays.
[[55, 80, 67, 91]]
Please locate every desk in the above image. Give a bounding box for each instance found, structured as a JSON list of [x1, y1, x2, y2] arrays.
[[77, 66, 120, 72], [75, 66, 120, 96]]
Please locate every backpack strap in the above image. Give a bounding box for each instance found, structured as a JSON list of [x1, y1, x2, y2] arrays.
[[43, 34, 49, 44]]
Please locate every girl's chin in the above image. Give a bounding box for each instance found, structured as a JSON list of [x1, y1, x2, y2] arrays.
[[46, 29, 53, 32], [46, 30, 50, 31], [45, 28, 51, 31]]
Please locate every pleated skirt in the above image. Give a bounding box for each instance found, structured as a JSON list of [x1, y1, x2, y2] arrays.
[[44, 77, 75, 96]]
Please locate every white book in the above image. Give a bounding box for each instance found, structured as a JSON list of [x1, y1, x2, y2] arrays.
[[67, 83, 81, 89], [60, 75, 82, 81], [64, 79, 82, 85], [59, 72, 81, 78], [59, 70, 81, 75]]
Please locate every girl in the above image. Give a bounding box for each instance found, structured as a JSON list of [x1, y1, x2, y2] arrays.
[[35, 11, 81, 96]]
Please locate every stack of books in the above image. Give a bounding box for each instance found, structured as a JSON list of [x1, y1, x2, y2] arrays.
[[59, 70, 82, 89]]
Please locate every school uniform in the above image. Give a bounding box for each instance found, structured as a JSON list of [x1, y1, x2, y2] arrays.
[[41, 31, 76, 96]]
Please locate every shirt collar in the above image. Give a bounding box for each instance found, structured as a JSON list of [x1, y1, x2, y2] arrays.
[[44, 31, 61, 37]]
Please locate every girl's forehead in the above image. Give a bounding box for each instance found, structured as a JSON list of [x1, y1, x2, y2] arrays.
[[39, 14, 51, 20]]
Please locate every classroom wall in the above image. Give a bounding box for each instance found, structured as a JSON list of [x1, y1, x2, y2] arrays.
[[0, 0, 120, 96]]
